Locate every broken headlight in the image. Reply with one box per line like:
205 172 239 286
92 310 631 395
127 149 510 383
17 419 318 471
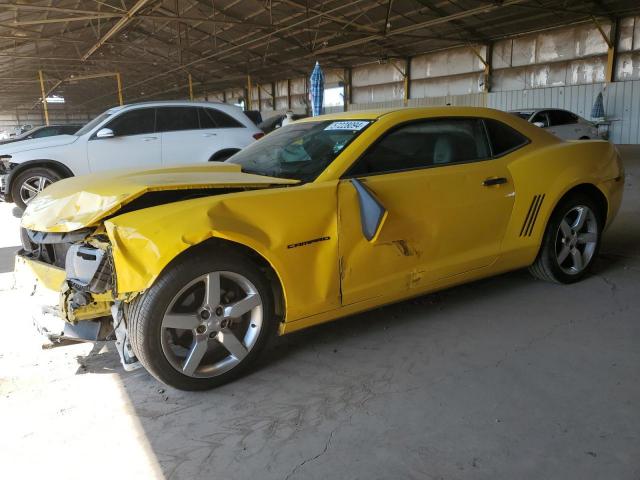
65 243 113 294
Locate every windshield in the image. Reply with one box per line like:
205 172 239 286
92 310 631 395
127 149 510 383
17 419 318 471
75 112 112 136
227 119 372 182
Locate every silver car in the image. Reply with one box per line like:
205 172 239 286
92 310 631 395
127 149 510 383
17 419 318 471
510 109 601 140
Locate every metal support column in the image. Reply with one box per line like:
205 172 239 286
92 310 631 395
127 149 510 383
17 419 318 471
344 67 352 112
304 77 309 115
469 44 490 93
287 79 291 110
271 82 276 110
403 58 411 106
246 75 252 110
38 70 49 126
593 17 618 83
116 72 124 105
188 73 194 100
484 44 493 95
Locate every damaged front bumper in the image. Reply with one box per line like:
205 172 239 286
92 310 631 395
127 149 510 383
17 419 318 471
16 234 141 371
0 157 14 202
14 255 111 341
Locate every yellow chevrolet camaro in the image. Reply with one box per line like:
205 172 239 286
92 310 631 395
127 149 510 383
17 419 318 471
18 107 624 390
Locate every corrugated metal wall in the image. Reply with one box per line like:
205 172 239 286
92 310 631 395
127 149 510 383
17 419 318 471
229 17 640 144
0 107 97 135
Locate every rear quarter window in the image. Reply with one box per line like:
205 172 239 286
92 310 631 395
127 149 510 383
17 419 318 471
484 119 529 156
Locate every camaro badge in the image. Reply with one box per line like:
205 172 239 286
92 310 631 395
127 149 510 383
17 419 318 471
287 236 331 249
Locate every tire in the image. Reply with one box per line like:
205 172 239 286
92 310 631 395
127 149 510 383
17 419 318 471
127 247 276 390
10 166 61 210
529 193 603 284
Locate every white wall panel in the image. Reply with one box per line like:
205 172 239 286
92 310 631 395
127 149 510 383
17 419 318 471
617 51 640 81
411 46 485 79
234 17 640 144
409 93 486 107
410 73 484 98
289 77 306 95
323 68 344 87
352 82 404 103
351 61 404 87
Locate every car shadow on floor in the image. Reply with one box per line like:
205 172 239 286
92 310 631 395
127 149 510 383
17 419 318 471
75 267 535 383
66 249 639 479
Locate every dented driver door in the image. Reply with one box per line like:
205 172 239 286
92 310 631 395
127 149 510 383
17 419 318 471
337 159 515 306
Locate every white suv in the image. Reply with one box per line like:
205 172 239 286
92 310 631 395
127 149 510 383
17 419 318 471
0 101 263 209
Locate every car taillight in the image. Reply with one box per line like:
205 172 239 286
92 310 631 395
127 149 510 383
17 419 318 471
253 132 265 140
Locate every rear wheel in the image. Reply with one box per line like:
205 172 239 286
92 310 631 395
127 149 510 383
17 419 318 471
529 194 602 283
11 166 61 210
127 249 275 390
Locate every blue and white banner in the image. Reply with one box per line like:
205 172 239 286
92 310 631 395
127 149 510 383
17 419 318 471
310 61 325 117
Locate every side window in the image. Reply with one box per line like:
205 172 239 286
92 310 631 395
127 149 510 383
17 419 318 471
531 111 549 127
106 108 156 136
61 126 79 135
548 110 578 126
32 128 57 138
156 107 199 132
349 118 491 176
200 108 244 128
484 119 529 156
198 108 217 129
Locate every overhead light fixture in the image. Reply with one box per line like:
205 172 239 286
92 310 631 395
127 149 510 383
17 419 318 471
45 96 65 104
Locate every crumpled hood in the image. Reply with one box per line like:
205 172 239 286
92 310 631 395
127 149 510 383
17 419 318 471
0 134 78 155
21 162 299 233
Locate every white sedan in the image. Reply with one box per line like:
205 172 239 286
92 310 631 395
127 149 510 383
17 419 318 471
0 100 263 209
510 109 601 141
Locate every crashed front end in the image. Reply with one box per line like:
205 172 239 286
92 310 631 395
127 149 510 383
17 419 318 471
0 155 15 201
15 163 300 372
18 226 140 369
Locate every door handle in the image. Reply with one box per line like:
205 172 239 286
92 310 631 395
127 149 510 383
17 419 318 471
483 177 508 186
202 133 217 137
143 136 158 141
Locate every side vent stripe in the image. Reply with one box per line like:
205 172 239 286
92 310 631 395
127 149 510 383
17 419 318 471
526 194 545 236
520 194 545 237
520 195 539 237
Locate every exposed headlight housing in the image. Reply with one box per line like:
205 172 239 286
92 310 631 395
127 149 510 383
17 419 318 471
0 156 13 174
65 244 113 294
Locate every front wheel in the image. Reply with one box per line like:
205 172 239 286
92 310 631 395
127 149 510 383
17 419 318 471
10 166 61 210
127 248 275 390
529 194 602 283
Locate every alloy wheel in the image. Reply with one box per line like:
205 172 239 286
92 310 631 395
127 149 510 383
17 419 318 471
160 271 263 378
554 205 598 275
19 175 52 204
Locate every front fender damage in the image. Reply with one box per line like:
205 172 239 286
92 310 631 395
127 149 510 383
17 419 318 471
103 196 285 297
103 182 341 325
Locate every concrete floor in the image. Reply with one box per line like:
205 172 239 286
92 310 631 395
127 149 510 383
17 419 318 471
1 148 639 480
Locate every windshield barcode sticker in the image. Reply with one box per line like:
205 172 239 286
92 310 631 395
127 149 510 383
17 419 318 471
324 121 370 131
